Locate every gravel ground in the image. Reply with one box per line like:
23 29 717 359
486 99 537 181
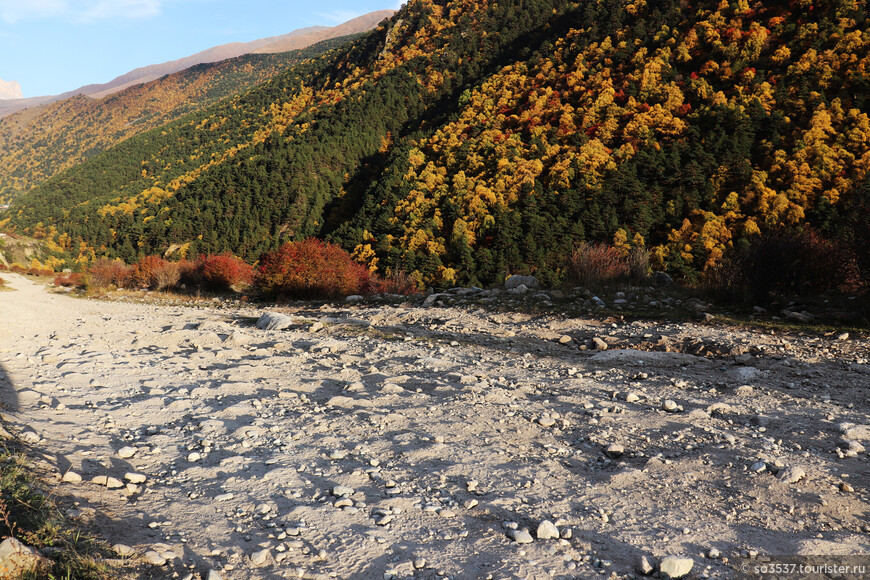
1 273 869 579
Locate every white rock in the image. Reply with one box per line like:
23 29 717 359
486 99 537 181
659 556 693 579
536 520 559 540
0 537 51 577
250 548 271 566
256 312 294 331
779 466 806 484
125 472 147 484
117 446 137 459
507 529 534 544
61 471 82 484
332 485 354 497
144 550 167 566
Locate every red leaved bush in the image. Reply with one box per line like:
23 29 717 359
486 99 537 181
88 258 133 288
256 239 378 299
130 255 180 291
53 272 86 288
566 243 630 287
195 253 253 291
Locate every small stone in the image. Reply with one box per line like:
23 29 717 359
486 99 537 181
838 332 850 341
334 498 353 508
144 550 167 566
507 529 534 544
779 466 806 484
206 570 224 580
310 321 325 333
463 499 479 509
592 337 608 351
558 335 573 345
413 557 426 570
659 556 693 579
124 472 147 484
662 400 679 413
707 548 721 559
187 452 202 462
625 392 641 403
536 417 557 428
636 555 656 575
840 482 855 493
605 443 625 459
250 548 271 566
438 509 456 518
215 493 234 502
536 520 559 540
317 549 328 560
329 450 347 460
117 446 137 459
750 461 766 473
434 436 445 444
113 544 135 557
332 485 354 497
62 471 82 484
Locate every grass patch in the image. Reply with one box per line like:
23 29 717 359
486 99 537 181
0 437 119 579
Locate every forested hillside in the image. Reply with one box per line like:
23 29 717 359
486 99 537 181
4 0 869 288
0 35 357 203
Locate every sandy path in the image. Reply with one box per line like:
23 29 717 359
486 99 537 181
1 273 869 579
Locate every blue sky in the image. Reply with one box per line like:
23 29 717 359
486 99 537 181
0 0 399 97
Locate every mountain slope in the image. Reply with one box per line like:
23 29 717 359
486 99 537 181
4 0 869 286
0 10 395 118
0 35 363 203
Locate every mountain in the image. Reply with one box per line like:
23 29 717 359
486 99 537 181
0 35 359 203
0 79 22 101
0 10 395 117
4 0 869 288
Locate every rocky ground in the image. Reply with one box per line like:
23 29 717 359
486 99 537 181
0 273 869 579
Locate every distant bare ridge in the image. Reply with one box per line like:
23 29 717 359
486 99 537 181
0 10 395 117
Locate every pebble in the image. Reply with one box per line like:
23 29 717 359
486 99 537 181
125 472 147 484
537 417 557 428
117 446 137 459
558 335 573 345
750 461 766 473
61 471 82 484
707 548 721 559
332 485 354 497
662 400 679 413
188 452 202 462
250 548 271 566
414 557 426 569
92 475 124 489
206 570 223 580
438 509 456 518
625 392 641 403
143 550 167 566
507 529 534 544
605 443 625 459
592 337 608 351
464 499 479 509
536 520 559 540
215 493 235 502
779 466 806 484
112 544 135 557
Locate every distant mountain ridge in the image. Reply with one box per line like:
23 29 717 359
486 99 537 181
0 10 394 117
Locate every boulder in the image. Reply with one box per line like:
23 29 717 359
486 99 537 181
256 312 295 331
659 556 693 579
0 537 51 579
504 275 540 290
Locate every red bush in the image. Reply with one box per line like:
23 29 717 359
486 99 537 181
88 259 133 289
195 253 253 291
130 256 180 291
255 239 377 299
53 272 86 288
380 270 420 295
567 243 630 287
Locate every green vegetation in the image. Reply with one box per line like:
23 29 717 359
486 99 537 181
0 35 359 204
3 0 868 294
0 439 117 578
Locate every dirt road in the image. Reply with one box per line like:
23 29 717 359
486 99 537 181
1 273 869 579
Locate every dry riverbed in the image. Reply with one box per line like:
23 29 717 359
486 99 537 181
0 273 869 579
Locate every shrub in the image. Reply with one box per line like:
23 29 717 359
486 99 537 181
195 253 253 291
566 243 629 287
130 256 180 291
88 259 133 289
625 247 651 284
255 238 378 299
380 270 420 295
53 272 86 288
705 228 864 304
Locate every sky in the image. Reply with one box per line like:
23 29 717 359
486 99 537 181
0 0 400 98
